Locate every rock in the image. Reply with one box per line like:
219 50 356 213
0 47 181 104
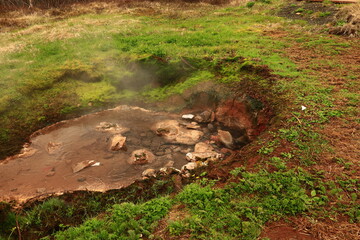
181 162 197 171
154 120 180 138
109 134 127 151
186 152 222 162
96 122 129 134
18 147 37 158
142 169 157 178
175 130 203 145
47 142 62 154
140 132 147 137
164 160 175 167
182 172 191 178
207 123 214 131
194 142 214 153
159 167 180 175
154 120 203 145
91 162 101 167
72 160 96 173
182 114 195 120
218 130 233 148
165 148 172 154
36 188 46 194
128 149 155 165
181 161 208 171
194 115 203 123
185 122 200 129
194 110 213 123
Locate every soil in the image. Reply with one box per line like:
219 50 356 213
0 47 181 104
260 219 317 240
277 1 339 25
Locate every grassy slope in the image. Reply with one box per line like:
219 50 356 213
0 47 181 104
0 1 359 239
0 3 295 158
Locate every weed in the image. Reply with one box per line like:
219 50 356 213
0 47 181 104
258 140 278 155
246 2 255 8
318 11 331 17
54 196 172 239
294 8 305 13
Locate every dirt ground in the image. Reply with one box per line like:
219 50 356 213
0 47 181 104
277 1 340 25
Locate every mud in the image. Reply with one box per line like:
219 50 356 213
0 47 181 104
0 98 267 203
0 105 190 203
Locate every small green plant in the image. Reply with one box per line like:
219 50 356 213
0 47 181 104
269 157 287 170
318 11 331 17
294 8 305 13
168 220 187 236
258 140 278 155
335 20 346 26
246 1 256 8
258 0 271 3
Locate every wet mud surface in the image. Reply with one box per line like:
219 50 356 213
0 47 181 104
0 93 269 203
0 106 192 202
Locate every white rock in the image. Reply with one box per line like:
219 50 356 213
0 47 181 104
72 160 95 173
182 114 195 120
186 152 222 162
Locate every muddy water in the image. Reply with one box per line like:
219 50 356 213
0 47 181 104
0 106 194 203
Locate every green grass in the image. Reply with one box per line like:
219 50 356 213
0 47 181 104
53 197 172 240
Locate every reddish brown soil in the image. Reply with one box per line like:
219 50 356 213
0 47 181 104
260 219 317 240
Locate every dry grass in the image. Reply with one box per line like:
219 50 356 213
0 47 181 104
330 3 360 37
294 217 360 240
